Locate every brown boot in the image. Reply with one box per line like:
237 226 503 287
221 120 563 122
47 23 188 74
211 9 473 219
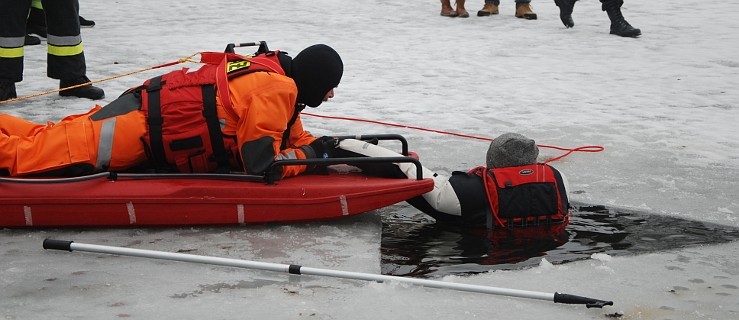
515 3 538 20
456 0 469 18
477 2 499 16
440 0 458 17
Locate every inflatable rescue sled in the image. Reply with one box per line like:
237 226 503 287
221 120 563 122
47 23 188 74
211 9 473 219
0 136 432 228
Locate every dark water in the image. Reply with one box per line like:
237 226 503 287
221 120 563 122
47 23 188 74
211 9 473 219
381 202 739 278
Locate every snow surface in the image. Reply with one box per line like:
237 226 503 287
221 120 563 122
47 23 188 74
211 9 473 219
2 0 739 319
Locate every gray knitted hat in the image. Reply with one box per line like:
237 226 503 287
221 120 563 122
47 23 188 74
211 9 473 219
486 133 539 168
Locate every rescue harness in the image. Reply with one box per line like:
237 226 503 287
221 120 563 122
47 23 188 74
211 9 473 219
138 51 288 173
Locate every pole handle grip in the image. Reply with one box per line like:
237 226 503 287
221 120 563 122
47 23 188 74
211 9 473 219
43 239 74 251
554 292 613 308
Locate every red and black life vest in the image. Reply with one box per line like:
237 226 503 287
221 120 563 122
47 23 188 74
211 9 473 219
470 163 569 229
139 51 285 173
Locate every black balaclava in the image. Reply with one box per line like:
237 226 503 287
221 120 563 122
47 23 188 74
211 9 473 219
291 44 343 108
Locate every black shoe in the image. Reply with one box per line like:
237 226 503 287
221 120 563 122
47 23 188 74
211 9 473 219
610 22 641 37
1 80 18 102
604 1 641 37
27 24 47 38
79 16 96 28
59 76 105 100
24 35 41 46
554 0 577 28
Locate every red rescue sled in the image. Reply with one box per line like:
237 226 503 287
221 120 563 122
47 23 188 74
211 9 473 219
0 153 432 228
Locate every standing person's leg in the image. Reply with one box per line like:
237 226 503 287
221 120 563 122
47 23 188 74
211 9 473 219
441 0 459 17
26 0 47 38
0 0 32 101
477 0 499 16
456 0 469 17
554 0 577 28
24 0 45 45
41 0 104 99
41 0 84 82
601 0 641 37
515 0 537 20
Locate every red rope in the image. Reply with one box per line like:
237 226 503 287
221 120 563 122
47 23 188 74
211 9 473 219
302 112 604 162
538 145 604 163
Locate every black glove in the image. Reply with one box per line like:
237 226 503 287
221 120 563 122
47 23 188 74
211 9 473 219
307 136 339 159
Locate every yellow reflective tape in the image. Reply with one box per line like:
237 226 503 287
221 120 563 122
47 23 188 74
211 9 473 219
226 60 251 73
47 43 84 57
0 47 24 58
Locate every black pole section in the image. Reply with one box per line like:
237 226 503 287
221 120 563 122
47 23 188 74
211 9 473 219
288 264 302 275
42 239 74 251
554 292 613 308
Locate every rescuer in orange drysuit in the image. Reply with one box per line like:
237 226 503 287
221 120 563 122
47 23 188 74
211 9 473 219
0 44 344 179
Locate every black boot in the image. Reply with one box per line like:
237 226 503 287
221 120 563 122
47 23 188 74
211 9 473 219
25 35 41 46
603 0 641 37
59 76 105 100
79 16 96 28
1 80 18 102
554 0 577 28
26 7 47 38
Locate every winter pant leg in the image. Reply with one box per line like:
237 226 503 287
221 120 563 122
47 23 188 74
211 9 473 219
0 0 32 83
600 0 624 11
0 111 95 176
41 0 86 80
0 114 47 137
0 105 148 176
515 0 531 4
93 108 149 172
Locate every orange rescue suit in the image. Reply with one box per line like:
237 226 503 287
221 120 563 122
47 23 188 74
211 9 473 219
0 52 316 178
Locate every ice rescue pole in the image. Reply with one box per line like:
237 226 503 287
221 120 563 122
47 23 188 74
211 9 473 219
43 239 613 308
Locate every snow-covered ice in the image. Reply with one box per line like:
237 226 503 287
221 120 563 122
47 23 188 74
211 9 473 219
2 0 738 319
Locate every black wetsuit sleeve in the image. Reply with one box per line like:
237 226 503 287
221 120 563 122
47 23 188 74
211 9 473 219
407 171 490 226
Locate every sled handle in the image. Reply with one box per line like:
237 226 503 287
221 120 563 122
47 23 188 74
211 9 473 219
334 134 409 156
224 41 269 54
266 156 424 185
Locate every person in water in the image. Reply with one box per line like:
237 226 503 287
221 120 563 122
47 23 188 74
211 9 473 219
337 133 571 231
